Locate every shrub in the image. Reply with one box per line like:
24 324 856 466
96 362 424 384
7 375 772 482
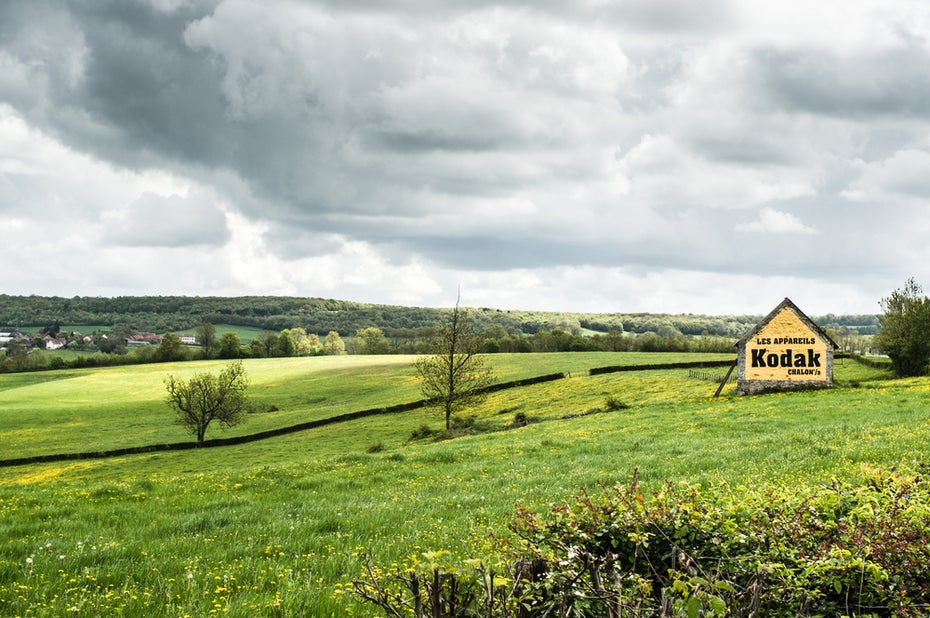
450 414 477 430
409 424 436 441
604 394 630 411
248 403 279 414
352 466 930 617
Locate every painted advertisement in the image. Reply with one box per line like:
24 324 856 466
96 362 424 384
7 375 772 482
743 307 829 382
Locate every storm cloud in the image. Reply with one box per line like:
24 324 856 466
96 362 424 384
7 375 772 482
2 0 930 314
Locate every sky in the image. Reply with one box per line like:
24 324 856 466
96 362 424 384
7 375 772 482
2 0 930 316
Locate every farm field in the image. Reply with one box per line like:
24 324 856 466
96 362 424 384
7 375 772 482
212 324 267 344
0 352 732 460
0 352 922 616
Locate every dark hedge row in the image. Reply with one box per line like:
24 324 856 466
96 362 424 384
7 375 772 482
589 359 736 375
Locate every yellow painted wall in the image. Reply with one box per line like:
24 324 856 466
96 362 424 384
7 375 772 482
744 308 829 381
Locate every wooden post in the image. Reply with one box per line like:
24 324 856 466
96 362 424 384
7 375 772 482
713 362 737 398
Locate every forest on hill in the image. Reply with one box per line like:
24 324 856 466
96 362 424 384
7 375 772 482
0 294 878 340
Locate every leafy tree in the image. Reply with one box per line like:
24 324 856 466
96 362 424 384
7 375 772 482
289 327 322 355
305 332 323 355
356 327 390 354
196 322 217 358
218 332 242 359
875 278 930 376
482 338 501 353
261 332 280 357
110 322 135 343
600 329 628 352
4 338 29 371
277 329 296 357
415 297 494 430
247 338 267 358
324 330 345 355
164 361 251 446
155 332 187 362
97 333 126 354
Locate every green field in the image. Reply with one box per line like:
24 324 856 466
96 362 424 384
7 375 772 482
1 352 921 616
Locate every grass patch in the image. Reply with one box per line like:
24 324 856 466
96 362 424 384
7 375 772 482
0 354 919 616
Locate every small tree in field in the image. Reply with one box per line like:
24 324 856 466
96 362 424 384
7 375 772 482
324 330 345 355
218 331 242 359
156 332 187 362
355 327 390 354
164 361 251 446
415 296 494 431
196 322 217 358
875 277 930 377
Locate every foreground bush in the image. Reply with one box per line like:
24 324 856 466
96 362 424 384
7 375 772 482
351 465 930 617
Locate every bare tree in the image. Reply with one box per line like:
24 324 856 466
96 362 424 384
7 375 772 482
164 361 251 446
415 295 494 430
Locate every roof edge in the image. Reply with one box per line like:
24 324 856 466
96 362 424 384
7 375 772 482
736 297 838 350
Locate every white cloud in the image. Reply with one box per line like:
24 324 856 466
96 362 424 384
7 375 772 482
617 134 816 209
842 149 930 202
457 265 871 315
736 207 818 234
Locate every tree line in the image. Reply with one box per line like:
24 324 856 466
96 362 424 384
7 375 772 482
0 322 736 374
0 293 878 340
0 293 886 374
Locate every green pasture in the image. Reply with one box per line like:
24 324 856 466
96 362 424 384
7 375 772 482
211 324 267 344
161 324 271 343
0 352 733 460
2 352 923 616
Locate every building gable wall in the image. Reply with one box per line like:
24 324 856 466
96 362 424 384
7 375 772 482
736 298 836 395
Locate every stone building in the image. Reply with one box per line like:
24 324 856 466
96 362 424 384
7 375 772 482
736 298 838 396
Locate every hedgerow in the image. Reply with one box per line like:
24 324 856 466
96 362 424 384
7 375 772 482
351 465 930 616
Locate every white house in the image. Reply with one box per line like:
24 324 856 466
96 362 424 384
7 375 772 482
44 336 67 350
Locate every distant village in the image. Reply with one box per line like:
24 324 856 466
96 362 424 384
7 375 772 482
0 329 196 353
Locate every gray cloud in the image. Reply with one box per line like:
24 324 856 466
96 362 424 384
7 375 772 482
104 192 230 248
753 44 930 118
2 0 930 313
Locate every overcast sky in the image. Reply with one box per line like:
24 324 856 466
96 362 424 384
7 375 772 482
2 0 929 315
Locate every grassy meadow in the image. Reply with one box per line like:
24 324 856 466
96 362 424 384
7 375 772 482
2 352 926 616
